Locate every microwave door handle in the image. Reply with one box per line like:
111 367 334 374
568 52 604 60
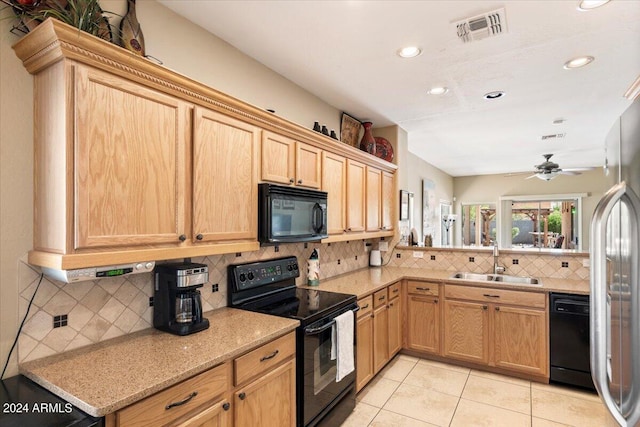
312 203 324 234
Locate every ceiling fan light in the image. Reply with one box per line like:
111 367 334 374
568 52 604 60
536 171 558 181
577 0 611 11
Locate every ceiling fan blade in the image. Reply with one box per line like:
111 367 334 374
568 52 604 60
525 174 538 180
503 171 531 177
558 170 581 176
562 167 595 172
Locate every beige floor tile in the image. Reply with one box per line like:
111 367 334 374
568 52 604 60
531 381 601 403
358 376 401 408
341 402 379 427
416 358 470 375
532 386 607 427
380 357 418 382
403 362 469 397
370 409 439 426
451 398 531 427
462 374 531 414
470 368 532 387
383 383 459 427
396 354 421 363
532 417 573 427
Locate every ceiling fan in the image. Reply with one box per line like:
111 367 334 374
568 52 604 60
525 154 591 181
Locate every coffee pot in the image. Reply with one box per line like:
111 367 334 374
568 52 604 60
154 262 210 335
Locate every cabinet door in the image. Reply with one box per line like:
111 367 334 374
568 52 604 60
365 167 382 232
234 358 296 427
356 312 374 392
193 107 260 242
388 295 402 357
407 295 440 354
295 142 321 189
372 304 389 373
345 159 366 232
74 65 188 249
173 399 230 427
381 171 395 231
322 152 346 235
261 131 295 185
443 299 489 364
493 306 548 376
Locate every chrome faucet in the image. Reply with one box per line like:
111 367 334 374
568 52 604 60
493 244 506 275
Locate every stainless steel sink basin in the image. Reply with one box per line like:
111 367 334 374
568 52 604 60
493 275 540 285
450 272 541 286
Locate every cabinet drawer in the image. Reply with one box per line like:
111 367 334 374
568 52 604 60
388 282 401 300
445 284 546 309
407 281 439 296
234 332 295 386
357 295 373 318
116 363 228 427
373 289 387 309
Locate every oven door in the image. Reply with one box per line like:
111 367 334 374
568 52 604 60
302 305 356 427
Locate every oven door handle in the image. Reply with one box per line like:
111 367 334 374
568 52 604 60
303 305 359 335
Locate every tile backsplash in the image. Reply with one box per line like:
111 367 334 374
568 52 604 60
17 240 371 363
17 241 588 363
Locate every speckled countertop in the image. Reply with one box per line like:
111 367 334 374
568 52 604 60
302 267 590 298
19 308 299 417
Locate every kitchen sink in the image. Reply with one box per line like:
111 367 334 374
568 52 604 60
450 272 541 286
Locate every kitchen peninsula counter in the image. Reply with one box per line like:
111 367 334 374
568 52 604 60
302 266 590 298
19 308 299 417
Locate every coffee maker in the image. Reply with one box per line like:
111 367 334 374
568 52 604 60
154 262 210 335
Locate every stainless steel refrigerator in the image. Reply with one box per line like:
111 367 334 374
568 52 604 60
590 93 640 427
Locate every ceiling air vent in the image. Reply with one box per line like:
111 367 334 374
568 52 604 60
541 133 566 141
456 8 507 43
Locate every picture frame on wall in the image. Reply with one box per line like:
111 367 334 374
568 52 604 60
340 112 362 148
400 190 412 220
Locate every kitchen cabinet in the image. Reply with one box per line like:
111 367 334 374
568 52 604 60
366 167 382 232
372 288 389 373
443 284 548 377
381 170 395 232
387 282 402 356
261 131 321 189
322 152 347 235
346 159 366 232
193 106 260 243
355 295 374 392
173 400 230 427
406 281 441 355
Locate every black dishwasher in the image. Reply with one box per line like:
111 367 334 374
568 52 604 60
549 292 595 390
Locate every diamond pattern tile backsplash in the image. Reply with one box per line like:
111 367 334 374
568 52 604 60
17 242 588 363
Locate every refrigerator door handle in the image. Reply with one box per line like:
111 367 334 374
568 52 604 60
590 181 640 427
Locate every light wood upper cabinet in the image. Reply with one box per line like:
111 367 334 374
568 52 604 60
366 167 382 232
322 152 347 235
381 171 395 231
261 131 321 189
346 159 366 232
74 64 189 250
193 107 260 243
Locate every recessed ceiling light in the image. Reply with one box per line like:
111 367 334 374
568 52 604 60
483 91 505 100
428 86 448 95
577 0 611 11
552 118 566 124
564 56 595 69
397 46 422 58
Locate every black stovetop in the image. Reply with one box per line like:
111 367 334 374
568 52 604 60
253 287 356 322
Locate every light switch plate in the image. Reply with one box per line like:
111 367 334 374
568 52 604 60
582 258 590 267
379 241 389 251
413 251 423 258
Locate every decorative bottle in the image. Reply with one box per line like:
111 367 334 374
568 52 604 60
120 0 145 56
359 121 376 155
307 249 320 286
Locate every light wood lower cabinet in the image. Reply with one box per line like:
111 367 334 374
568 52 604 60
356 296 374 392
174 400 230 427
372 289 389 373
387 283 402 356
443 284 548 377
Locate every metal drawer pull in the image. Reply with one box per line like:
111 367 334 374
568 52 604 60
260 350 279 362
483 294 500 298
392 289 399 293
416 287 430 291
166 391 198 410
223 402 230 411
239 392 246 400
360 303 369 309
378 296 385 300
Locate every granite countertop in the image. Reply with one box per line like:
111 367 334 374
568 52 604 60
302 267 590 298
19 308 299 417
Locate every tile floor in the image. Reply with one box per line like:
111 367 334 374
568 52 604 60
343 355 606 427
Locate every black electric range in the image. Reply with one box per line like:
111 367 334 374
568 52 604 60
228 256 357 427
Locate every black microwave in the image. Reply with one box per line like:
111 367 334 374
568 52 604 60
258 184 328 244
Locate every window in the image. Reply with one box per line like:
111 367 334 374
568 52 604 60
461 204 496 246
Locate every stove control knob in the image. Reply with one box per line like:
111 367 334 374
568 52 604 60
239 273 246 282
287 265 293 271
248 272 255 280
135 263 143 270
293 263 298 270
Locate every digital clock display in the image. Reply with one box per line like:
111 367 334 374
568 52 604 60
96 267 133 278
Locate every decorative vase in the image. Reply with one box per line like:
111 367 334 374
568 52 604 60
359 121 376 155
120 0 145 56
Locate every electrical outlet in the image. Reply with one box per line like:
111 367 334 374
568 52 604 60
379 241 389 251
582 258 590 268
412 251 423 258
364 242 371 252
